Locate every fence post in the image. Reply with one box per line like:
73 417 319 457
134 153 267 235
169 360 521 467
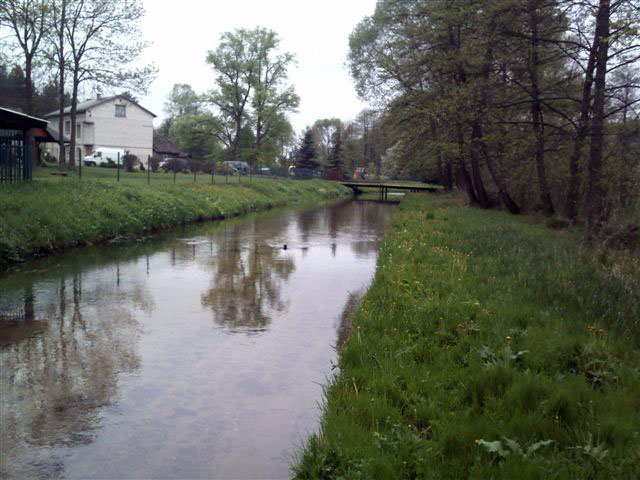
117 152 120 182
211 166 214 184
193 169 196 183
147 155 150 185
173 169 176 184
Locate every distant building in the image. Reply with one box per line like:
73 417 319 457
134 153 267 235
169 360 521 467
45 95 156 164
152 132 189 159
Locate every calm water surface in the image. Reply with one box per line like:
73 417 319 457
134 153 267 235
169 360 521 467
0 199 395 479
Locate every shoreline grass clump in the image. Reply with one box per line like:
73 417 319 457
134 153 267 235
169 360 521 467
294 194 640 479
0 177 350 268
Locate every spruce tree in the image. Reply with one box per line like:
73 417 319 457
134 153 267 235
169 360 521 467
327 128 343 173
295 129 318 170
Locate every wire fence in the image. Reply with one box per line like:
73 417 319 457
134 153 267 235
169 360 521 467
37 154 337 186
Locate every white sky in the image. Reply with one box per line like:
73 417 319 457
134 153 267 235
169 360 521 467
138 0 377 133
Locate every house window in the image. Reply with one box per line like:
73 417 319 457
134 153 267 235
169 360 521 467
115 105 126 117
76 123 82 139
64 120 70 133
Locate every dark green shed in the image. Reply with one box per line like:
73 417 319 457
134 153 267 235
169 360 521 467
1 107 48 183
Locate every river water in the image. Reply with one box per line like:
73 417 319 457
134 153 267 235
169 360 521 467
0 198 396 479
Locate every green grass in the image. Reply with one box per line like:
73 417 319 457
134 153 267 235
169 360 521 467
0 170 350 268
293 194 640 479
35 162 271 185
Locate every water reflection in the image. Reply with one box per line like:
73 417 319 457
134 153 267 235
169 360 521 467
0 198 395 479
1 270 146 479
199 214 296 332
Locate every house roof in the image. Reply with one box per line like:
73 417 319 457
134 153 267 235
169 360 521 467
153 132 189 158
32 125 70 143
0 106 48 129
44 95 157 118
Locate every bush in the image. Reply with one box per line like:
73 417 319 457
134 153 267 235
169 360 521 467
122 154 139 172
149 155 162 173
187 158 203 173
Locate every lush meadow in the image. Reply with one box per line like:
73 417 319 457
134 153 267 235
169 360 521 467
0 173 349 268
294 194 640 479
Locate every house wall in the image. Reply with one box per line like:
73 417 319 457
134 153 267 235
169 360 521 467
89 98 153 163
45 97 154 166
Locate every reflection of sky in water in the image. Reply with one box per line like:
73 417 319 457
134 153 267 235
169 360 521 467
0 199 395 479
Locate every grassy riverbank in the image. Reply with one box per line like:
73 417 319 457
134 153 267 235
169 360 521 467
0 177 350 268
294 194 640 479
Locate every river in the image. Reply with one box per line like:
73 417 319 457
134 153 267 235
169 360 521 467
0 198 396 479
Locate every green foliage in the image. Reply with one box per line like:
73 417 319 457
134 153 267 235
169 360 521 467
169 113 222 162
0 171 350 268
327 128 343 173
295 129 319 170
163 83 203 118
346 0 640 221
293 194 640 479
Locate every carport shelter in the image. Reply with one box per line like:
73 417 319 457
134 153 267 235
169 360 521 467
1 107 48 182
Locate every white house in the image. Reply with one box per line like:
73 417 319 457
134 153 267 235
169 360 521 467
45 95 156 165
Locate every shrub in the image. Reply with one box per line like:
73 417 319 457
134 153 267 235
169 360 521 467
149 155 162 173
122 154 139 172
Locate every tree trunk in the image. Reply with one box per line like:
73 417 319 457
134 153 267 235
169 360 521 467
474 123 521 214
254 115 262 169
57 0 66 166
69 76 79 167
457 124 479 205
229 118 241 161
587 0 610 235
470 124 490 208
25 54 34 116
529 1 554 216
444 157 453 191
565 35 598 222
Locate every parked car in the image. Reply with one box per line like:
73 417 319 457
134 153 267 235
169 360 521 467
160 157 188 172
83 147 126 166
223 160 249 174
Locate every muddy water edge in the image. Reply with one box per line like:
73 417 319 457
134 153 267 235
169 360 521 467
0 197 397 479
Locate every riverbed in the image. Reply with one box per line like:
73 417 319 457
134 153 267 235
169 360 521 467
0 198 395 479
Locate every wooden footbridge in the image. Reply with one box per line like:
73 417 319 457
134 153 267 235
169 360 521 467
340 182 439 200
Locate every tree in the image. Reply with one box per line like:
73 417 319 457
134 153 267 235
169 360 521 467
62 0 155 166
206 28 259 162
164 83 202 118
312 118 341 165
169 113 221 162
250 28 299 167
0 0 48 115
327 127 344 174
49 0 67 165
295 129 318 170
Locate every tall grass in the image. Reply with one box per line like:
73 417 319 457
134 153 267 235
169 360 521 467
0 176 349 268
293 194 640 479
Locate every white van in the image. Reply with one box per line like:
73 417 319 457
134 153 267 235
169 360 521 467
83 148 126 166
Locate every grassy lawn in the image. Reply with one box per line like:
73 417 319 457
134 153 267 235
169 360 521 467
294 194 640 479
34 163 270 185
1 168 350 268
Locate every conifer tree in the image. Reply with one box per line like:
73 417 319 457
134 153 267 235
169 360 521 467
327 128 343 173
295 129 319 170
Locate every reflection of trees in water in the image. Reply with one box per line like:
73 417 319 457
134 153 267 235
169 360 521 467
326 201 354 240
0 266 149 479
201 218 295 332
349 202 395 257
297 207 320 243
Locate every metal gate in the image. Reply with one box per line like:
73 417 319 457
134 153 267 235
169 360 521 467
0 129 32 183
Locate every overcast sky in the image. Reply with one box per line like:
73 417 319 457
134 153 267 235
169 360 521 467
139 0 377 133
